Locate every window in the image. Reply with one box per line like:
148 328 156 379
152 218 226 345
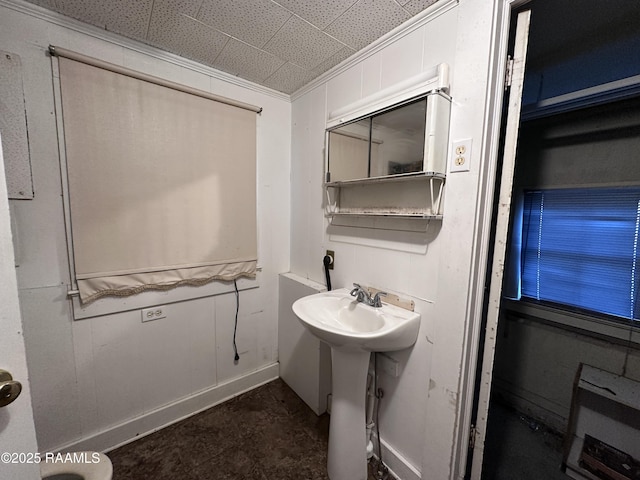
519 187 640 322
54 49 259 304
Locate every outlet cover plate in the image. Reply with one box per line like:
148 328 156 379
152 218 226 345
450 139 472 173
141 306 166 322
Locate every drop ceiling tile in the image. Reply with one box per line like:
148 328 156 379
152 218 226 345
310 46 356 77
263 62 315 94
197 0 291 48
55 0 153 40
324 0 412 51
213 39 286 84
274 0 358 30
25 0 57 8
403 0 440 16
148 12 229 66
263 15 345 70
149 0 202 18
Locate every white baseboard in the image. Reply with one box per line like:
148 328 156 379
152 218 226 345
54 363 279 454
374 435 422 480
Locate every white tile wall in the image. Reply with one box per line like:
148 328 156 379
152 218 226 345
422 6 458 78
361 52 382 98
380 26 424 89
326 65 362 117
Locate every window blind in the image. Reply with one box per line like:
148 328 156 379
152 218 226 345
521 187 640 320
57 56 257 304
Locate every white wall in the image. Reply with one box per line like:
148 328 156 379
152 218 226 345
290 1 501 478
0 2 290 453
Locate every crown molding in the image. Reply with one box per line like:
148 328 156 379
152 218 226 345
290 0 458 101
0 0 291 103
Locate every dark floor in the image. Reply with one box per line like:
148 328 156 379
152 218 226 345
482 401 569 480
108 379 383 480
108 379 570 480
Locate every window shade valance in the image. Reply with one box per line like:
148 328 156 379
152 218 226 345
56 54 258 304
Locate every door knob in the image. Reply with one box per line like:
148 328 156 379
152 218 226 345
0 370 22 408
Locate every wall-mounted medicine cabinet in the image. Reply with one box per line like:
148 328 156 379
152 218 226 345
326 91 450 182
324 67 451 221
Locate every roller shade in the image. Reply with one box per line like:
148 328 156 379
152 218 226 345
57 56 257 304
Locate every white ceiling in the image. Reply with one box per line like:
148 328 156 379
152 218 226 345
26 0 442 94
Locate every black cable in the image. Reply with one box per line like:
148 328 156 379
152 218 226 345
232 279 240 363
323 255 332 291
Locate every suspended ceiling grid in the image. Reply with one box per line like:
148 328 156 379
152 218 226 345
25 0 442 94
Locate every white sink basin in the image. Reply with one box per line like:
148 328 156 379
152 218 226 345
292 287 421 479
292 288 420 353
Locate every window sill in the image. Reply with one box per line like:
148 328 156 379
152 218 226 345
71 272 260 320
502 298 640 347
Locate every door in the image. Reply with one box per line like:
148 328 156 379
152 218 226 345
0 134 40 479
467 9 531 479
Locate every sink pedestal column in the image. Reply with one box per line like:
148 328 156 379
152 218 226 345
327 349 371 480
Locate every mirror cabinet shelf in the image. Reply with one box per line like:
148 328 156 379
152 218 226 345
324 86 451 222
325 173 445 220
324 171 445 187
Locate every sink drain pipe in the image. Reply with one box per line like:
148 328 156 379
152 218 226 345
370 354 389 478
366 371 376 459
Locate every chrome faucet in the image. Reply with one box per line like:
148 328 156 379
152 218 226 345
350 283 387 308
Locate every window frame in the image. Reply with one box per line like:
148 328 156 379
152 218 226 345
505 185 640 346
50 49 261 318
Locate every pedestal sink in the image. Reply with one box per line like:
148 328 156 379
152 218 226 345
292 288 420 480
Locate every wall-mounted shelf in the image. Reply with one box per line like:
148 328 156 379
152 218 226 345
325 172 445 220
325 171 445 187
323 65 451 226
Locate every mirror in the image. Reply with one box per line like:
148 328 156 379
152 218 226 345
326 117 371 182
326 91 450 183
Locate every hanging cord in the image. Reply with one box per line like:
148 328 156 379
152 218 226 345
232 279 240 363
373 354 389 479
323 254 333 291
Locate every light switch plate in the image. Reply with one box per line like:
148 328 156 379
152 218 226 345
450 139 472 173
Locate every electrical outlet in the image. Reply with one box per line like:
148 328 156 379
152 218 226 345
141 306 167 322
450 139 472 173
325 250 335 270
